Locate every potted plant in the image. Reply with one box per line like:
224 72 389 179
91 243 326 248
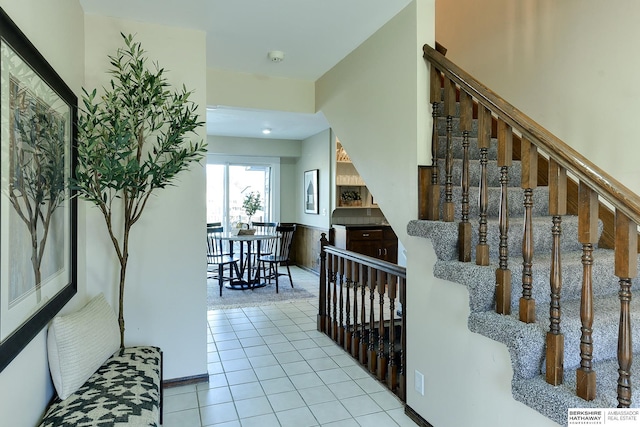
341 189 362 206
72 33 206 347
242 191 262 226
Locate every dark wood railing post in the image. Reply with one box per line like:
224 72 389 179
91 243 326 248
359 264 369 365
428 65 441 220
443 76 456 222
318 233 328 332
546 159 567 386
338 257 345 346
348 260 359 356
398 276 407 401
495 119 512 314
476 105 491 266
615 210 637 408
387 274 398 392
576 182 598 400
376 269 387 382
368 267 377 374
519 137 538 323
458 90 473 262
331 254 338 341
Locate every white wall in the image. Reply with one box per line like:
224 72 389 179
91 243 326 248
83 15 208 380
296 129 332 228
436 0 640 196
0 1 86 426
315 1 433 243
207 68 315 113
404 238 558 427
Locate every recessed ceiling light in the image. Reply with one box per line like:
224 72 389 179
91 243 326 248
262 128 272 135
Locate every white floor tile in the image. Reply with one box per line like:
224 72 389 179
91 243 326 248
239 413 280 427
229 382 264 400
200 401 239 426
275 406 319 427
341 395 383 418
308 400 351 424
234 396 273 419
161 408 201 427
266 390 306 412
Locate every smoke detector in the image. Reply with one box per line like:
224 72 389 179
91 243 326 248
268 50 285 62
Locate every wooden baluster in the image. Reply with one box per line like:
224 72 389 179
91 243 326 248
495 119 512 314
344 259 352 352
458 90 473 261
398 276 407 401
576 182 598 400
368 267 377 374
331 254 338 342
359 265 369 365
615 211 637 408
338 257 345 346
318 234 328 332
326 248 333 334
476 105 491 266
519 138 538 323
546 159 566 385
387 274 398 391
377 270 387 381
351 262 361 358
428 65 441 220
443 76 456 222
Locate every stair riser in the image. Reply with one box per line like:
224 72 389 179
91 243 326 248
437 158 523 188
437 135 498 160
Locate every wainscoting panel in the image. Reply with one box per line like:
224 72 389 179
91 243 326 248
290 224 328 274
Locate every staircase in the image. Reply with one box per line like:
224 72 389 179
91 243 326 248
409 45 640 426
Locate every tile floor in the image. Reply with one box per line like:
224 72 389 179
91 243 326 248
162 299 416 426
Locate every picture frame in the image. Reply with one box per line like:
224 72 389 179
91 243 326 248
304 169 319 214
0 8 77 371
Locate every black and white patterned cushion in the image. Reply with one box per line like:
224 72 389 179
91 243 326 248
40 346 161 427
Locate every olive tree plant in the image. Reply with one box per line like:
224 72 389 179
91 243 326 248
72 34 206 347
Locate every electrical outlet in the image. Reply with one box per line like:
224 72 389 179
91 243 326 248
414 370 424 396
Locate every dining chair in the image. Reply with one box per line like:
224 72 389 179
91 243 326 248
258 224 296 293
207 225 242 296
248 221 278 275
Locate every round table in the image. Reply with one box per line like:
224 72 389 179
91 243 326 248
219 233 278 289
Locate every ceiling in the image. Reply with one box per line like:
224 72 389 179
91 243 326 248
79 0 412 140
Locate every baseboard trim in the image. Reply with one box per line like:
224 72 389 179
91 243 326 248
163 373 209 388
405 405 434 427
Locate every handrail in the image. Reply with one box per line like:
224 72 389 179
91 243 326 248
423 44 640 226
324 245 406 278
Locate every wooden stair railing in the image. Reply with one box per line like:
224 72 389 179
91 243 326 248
318 233 407 401
423 43 640 407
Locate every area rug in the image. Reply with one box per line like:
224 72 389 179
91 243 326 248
208 266 319 310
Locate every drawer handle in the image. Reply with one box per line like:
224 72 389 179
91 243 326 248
362 233 369 237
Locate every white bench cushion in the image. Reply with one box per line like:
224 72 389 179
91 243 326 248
47 293 120 400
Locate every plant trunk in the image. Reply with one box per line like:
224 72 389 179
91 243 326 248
118 252 128 349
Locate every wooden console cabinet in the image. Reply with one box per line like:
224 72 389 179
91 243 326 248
332 225 398 263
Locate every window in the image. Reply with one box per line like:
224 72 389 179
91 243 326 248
206 157 279 229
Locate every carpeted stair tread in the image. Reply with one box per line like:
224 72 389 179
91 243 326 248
469 293 640 381
437 116 478 137
441 185 551 218
408 216 588 263
513 354 640 426
433 249 636 314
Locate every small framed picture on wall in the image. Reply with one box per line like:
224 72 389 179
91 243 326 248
304 169 319 214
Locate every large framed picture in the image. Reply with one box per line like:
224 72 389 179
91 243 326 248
0 8 77 371
304 169 319 214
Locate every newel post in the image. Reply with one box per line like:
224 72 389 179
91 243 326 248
318 233 328 332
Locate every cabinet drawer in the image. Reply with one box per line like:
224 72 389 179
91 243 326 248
349 229 382 241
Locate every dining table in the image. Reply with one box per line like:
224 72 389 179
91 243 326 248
218 233 278 289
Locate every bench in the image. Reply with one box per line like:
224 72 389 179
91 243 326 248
38 294 162 426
